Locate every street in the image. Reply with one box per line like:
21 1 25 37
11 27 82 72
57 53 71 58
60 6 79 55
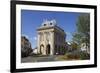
21 55 58 63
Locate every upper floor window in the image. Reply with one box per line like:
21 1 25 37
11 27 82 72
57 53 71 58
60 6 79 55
50 23 52 25
44 24 46 26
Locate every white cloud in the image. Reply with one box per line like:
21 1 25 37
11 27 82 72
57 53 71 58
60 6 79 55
65 31 73 42
65 32 71 36
33 36 37 40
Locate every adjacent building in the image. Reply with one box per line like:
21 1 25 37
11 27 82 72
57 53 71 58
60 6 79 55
21 36 32 57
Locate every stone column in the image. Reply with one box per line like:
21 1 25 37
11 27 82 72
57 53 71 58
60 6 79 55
43 32 46 55
37 33 40 54
44 32 47 55
50 31 54 55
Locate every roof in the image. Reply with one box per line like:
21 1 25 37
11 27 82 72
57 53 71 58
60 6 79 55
37 19 65 34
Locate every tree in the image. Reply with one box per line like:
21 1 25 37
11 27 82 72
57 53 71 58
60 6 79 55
71 42 78 50
72 14 90 49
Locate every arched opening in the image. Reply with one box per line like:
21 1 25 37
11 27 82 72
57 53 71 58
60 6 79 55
46 44 50 55
40 44 44 54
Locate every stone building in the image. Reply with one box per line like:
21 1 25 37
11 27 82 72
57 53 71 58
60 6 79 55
21 36 32 57
37 20 66 55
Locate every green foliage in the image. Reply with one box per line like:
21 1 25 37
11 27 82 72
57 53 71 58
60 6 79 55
77 14 90 35
72 33 82 44
71 42 78 50
79 52 90 60
67 54 79 60
72 14 90 48
56 51 90 61
56 54 80 61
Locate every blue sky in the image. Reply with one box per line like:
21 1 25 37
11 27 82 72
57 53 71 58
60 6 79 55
21 10 81 49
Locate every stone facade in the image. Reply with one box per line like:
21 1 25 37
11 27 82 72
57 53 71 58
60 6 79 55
21 36 32 57
37 20 66 55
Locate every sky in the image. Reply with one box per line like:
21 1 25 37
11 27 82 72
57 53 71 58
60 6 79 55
21 10 81 49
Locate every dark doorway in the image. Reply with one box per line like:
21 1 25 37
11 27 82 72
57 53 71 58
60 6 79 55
46 44 50 55
40 44 44 54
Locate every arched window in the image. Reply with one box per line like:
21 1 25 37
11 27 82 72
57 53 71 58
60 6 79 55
44 24 46 26
40 44 44 54
50 23 52 25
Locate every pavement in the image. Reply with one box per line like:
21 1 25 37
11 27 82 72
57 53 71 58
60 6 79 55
21 55 58 63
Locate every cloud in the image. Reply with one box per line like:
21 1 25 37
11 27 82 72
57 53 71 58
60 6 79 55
33 36 37 40
65 32 71 36
65 32 73 42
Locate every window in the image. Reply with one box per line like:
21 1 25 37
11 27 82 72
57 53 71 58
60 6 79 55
44 24 46 26
50 23 52 25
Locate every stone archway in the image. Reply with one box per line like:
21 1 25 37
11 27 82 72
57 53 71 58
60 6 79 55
46 44 50 55
40 44 44 54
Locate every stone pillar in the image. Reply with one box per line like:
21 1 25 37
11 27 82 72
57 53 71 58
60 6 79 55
37 33 40 54
43 32 46 55
50 31 54 55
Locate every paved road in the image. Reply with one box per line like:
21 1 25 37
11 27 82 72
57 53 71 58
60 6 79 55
21 55 58 63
